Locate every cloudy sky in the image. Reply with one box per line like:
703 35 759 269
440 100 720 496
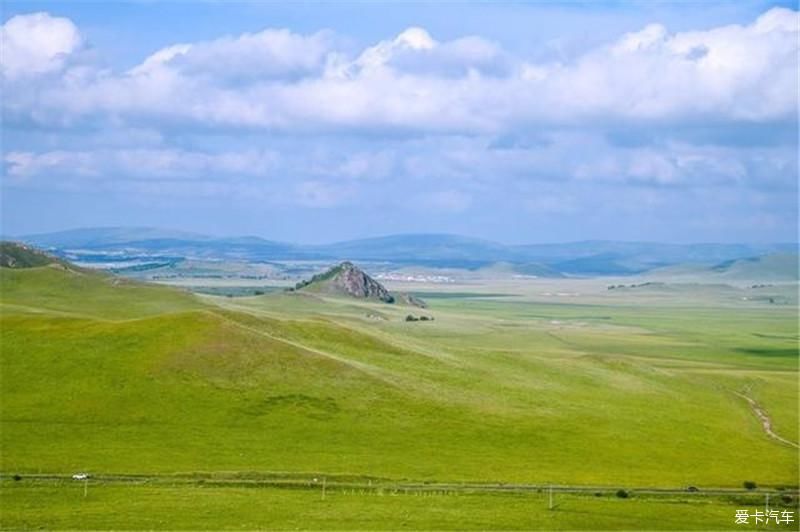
1 1 797 244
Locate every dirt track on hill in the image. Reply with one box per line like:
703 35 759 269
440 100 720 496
735 391 799 449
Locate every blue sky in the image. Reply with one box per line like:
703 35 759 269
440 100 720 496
1 1 797 244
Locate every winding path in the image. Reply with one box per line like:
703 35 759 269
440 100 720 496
734 391 799 449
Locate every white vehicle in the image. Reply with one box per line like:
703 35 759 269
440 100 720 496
72 473 90 480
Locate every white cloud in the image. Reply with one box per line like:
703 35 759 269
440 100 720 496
130 44 193 76
613 24 668 54
1 7 797 217
5 131 794 194
295 180 353 207
345 27 505 79
420 190 473 212
4 148 278 180
536 8 799 123
754 6 800 33
626 152 679 184
334 151 396 180
3 8 797 133
131 29 334 81
353 27 437 73
1 12 83 79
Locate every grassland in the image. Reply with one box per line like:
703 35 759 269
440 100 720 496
1 264 797 529
6 478 797 530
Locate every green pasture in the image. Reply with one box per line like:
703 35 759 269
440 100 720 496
1 265 797 528
3 480 798 530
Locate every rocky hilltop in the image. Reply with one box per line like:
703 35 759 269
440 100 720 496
295 261 395 303
294 261 425 307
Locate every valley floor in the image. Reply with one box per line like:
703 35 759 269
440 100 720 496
3 478 798 530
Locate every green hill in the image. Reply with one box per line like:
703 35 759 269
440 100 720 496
1 262 796 480
711 253 798 281
1 263 203 320
0 241 67 269
649 253 799 282
1 258 798 528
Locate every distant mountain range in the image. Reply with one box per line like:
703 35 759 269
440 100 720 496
12 227 798 277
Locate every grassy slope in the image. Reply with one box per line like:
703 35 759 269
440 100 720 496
713 253 798 281
1 267 798 528
0 265 203 319
0 242 62 268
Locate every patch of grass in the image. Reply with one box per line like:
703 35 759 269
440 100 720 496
734 348 799 358
189 285 283 297
0 266 203 319
410 291 515 299
2 482 786 531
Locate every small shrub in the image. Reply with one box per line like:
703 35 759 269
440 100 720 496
780 494 794 504
743 481 757 490
405 315 418 322
254 290 265 296
12 474 21 481
419 316 430 321
616 489 629 499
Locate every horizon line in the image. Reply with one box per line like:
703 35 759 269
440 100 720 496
5 225 799 248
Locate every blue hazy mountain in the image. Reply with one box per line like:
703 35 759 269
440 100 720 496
311 234 512 268
20 227 305 261
20 227 211 248
16 227 797 276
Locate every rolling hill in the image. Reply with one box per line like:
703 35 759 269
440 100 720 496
313 234 511 266
710 253 799 281
18 227 212 248
19 227 304 262
15 227 797 275
0 246 796 482
1 244 798 528
0 241 69 269
648 253 799 282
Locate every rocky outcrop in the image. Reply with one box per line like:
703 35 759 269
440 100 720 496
294 261 430 308
396 292 427 308
295 261 395 303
